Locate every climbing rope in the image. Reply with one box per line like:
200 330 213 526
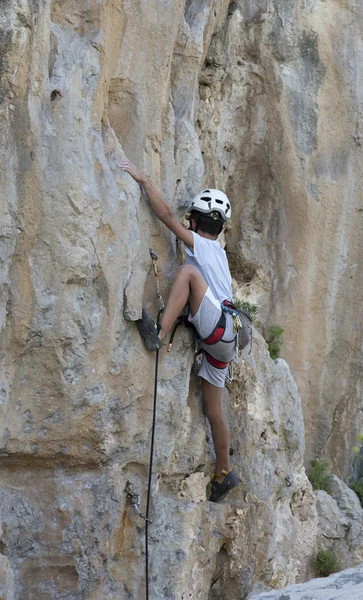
145 249 164 599
125 249 179 598
145 336 159 599
125 249 164 598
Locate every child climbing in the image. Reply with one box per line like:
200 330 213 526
119 159 240 502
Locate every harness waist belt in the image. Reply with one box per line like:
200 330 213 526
205 351 229 370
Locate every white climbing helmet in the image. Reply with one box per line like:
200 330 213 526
188 188 231 221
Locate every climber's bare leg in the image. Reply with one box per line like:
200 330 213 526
201 379 229 479
159 265 207 339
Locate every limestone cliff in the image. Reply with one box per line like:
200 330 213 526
251 564 363 600
195 0 363 478
0 1 362 599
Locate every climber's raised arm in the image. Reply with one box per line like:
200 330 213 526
119 159 193 250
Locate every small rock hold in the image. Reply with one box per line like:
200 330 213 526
178 473 210 503
91 40 103 53
50 89 62 102
37 427 49 438
64 13 76 24
0 383 7 407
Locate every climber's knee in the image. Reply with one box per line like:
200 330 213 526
174 265 207 316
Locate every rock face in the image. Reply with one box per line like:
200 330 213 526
0 0 362 598
196 0 363 479
0 554 15 600
0 320 318 598
315 475 363 569
249 564 363 600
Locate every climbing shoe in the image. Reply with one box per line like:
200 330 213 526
136 309 164 352
209 470 240 503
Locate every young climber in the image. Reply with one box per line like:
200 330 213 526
119 159 240 502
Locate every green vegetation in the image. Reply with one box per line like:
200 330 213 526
266 325 284 360
352 434 363 472
349 479 363 507
352 433 363 454
307 459 333 494
349 434 363 507
233 298 257 321
315 549 339 577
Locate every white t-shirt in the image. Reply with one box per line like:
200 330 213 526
185 231 232 303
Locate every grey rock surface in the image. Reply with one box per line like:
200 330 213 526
0 554 15 600
331 475 363 519
315 477 363 569
249 564 363 600
197 0 363 479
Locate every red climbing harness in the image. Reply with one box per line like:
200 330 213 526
204 351 229 370
202 311 226 345
201 300 236 369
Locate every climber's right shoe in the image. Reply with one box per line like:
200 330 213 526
209 470 240 503
136 309 164 352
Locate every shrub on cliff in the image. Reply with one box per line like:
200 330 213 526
349 434 363 507
266 325 284 360
315 549 339 577
233 298 257 321
349 479 363 507
307 459 333 494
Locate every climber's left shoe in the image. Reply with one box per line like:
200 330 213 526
209 470 240 503
136 309 164 351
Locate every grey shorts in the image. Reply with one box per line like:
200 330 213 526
188 287 236 388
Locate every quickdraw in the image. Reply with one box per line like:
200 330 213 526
125 481 152 523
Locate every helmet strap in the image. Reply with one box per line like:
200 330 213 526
189 213 200 234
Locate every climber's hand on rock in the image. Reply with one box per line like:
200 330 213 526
118 159 146 184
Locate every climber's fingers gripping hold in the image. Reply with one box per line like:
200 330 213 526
118 159 146 184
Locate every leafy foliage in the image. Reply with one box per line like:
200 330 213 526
315 550 339 577
307 459 333 494
349 479 363 507
352 434 363 457
233 298 257 321
266 325 284 360
350 434 363 504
